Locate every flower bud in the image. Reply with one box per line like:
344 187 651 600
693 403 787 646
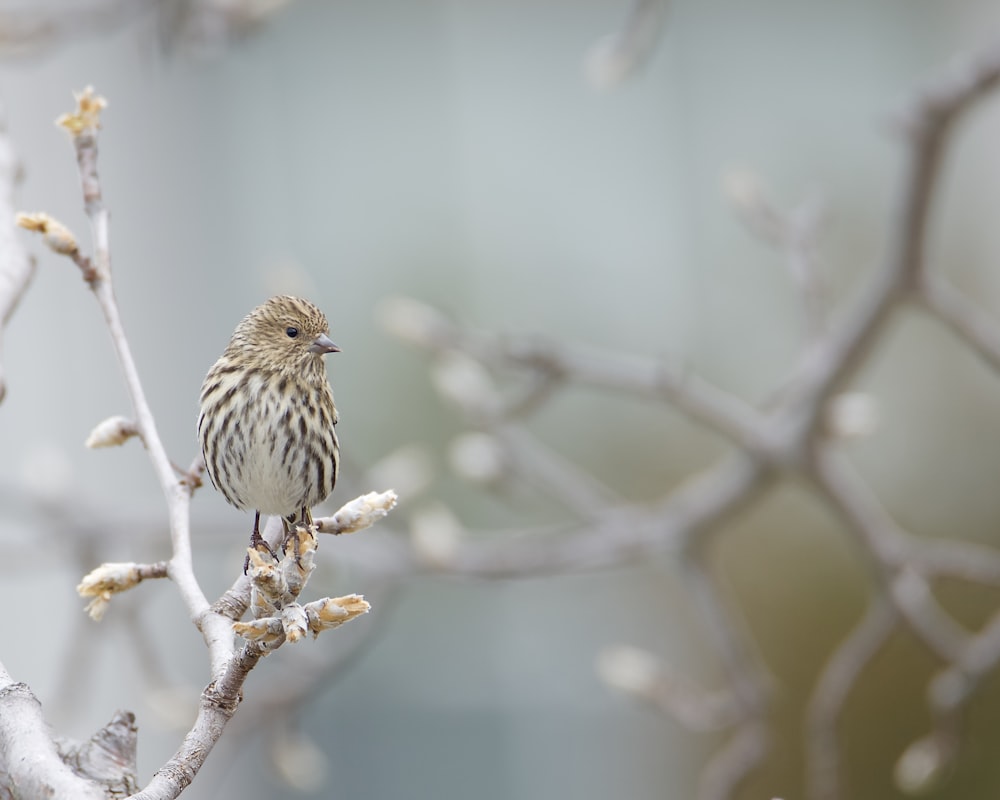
56 85 107 136
271 727 328 792
77 562 142 620
826 392 879 440
317 490 398 535
449 432 507 484
597 645 662 698
304 594 371 635
894 734 951 795
410 502 463 567
367 445 433 500
431 351 497 412
375 295 452 348
85 415 138 448
281 603 309 644
15 212 79 256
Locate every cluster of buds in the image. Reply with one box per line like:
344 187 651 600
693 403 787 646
55 85 106 136
233 525 369 649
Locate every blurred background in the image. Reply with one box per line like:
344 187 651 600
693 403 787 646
3 1 1000 798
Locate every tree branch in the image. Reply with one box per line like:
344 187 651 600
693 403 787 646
0 97 35 404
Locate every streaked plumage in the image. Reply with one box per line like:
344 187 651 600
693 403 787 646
198 296 340 563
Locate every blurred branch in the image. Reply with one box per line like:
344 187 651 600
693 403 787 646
585 0 669 90
917 270 1000 371
374 36 1000 800
378 296 766 449
0 2 145 58
772 41 1000 455
0 98 34 404
683 554 772 800
0 0 296 58
408 453 769 578
805 596 899 800
725 172 830 344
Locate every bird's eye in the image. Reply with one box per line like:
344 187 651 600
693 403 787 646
286 327 299 339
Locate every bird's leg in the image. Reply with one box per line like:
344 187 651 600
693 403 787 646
244 511 278 573
296 507 314 561
280 507 312 563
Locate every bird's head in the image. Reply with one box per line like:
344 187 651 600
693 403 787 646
229 295 340 374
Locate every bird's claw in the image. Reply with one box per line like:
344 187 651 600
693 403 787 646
280 525 306 568
244 529 279 574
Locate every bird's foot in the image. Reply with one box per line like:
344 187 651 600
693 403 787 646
281 526 306 567
244 528 279 574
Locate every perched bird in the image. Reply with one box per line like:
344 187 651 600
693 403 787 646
198 296 341 568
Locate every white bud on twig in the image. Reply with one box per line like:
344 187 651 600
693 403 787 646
367 445 434 500
77 561 158 621
431 350 498 412
410 502 464 567
281 603 309 644
722 169 766 214
20 443 74 503
246 548 285 617
272 727 329 792
233 615 284 647
375 295 452 348
825 392 879 440
894 734 951 796
303 594 371 635
597 645 662 697
448 432 507 484
584 0 668 91
316 490 398 535
281 525 318 600
15 212 79 256
85 415 139 448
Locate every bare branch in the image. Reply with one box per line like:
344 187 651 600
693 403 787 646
0 98 35 404
683 554 772 800
406 453 770 578
56 710 139 796
129 643 266 800
698 721 771 800
812 450 970 662
805 596 898 800
774 42 1000 449
0 679 111 800
55 89 236 676
917 270 1000 372
585 0 669 90
378 295 766 450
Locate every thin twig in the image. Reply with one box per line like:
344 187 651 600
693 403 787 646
805 595 898 800
811 449 970 662
774 42 1000 453
66 119 234 675
0 97 35 404
917 270 1000 373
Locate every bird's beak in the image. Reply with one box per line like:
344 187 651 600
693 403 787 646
309 333 342 354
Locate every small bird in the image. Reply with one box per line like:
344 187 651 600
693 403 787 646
198 296 341 568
